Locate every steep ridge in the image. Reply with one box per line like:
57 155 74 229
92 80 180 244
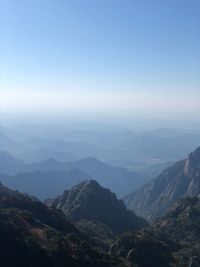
49 180 148 235
124 146 200 222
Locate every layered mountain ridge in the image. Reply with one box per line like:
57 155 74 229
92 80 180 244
0 169 91 200
0 151 147 197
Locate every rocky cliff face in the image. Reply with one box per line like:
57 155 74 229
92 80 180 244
124 147 200 222
49 180 148 235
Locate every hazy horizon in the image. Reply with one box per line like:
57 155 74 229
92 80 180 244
1 112 200 133
1 0 200 121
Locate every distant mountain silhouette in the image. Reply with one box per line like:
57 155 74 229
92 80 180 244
124 146 200 222
16 148 75 163
2 124 200 174
49 180 148 235
141 128 180 138
0 169 91 200
0 152 147 197
120 133 200 161
0 132 19 151
0 151 28 175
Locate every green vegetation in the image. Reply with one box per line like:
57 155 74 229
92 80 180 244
0 182 125 267
111 196 200 266
51 180 148 235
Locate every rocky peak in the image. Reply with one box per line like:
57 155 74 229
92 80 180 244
49 180 148 234
184 147 200 176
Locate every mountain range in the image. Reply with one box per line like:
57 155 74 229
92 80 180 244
0 169 91 200
1 124 200 174
1 123 200 266
0 151 147 197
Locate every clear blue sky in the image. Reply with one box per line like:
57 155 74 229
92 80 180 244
0 0 200 117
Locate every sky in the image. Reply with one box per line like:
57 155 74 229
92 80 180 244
0 0 200 119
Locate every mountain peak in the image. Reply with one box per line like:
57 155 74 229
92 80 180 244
50 180 148 234
184 146 200 176
78 179 103 190
188 146 200 166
